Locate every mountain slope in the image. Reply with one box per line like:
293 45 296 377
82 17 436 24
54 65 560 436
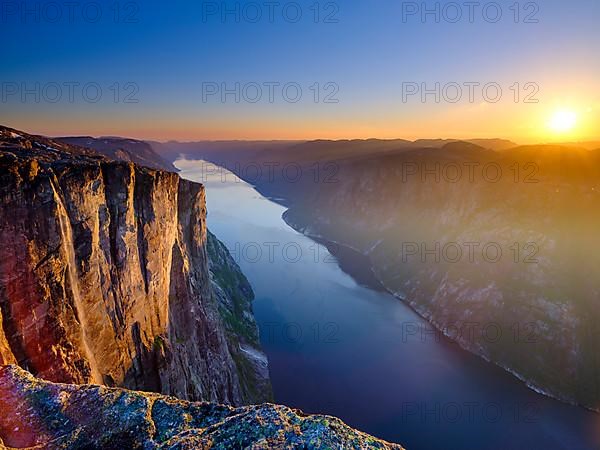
58 136 178 172
282 144 600 410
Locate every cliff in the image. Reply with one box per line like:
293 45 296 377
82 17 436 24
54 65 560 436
0 126 270 405
0 365 402 450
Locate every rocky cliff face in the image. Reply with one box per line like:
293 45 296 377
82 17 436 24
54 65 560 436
0 126 270 405
0 365 402 450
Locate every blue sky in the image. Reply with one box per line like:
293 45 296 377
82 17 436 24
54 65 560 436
1 0 599 141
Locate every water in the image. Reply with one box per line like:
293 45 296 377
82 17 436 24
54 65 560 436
177 158 600 450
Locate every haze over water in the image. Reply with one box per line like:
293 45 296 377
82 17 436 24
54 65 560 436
176 158 600 450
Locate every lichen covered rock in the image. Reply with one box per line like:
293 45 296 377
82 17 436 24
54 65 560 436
0 365 403 450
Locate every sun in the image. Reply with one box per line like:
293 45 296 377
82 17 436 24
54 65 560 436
548 110 578 134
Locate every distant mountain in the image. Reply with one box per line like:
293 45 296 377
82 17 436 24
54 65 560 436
466 138 518 150
150 140 302 164
58 136 177 172
152 138 519 168
554 141 600 150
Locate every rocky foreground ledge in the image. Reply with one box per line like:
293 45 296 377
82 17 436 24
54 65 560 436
0 366 403 450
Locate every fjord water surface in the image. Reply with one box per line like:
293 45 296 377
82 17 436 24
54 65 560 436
177 159 599 450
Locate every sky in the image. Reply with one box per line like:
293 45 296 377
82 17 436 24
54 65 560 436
1 0 599 143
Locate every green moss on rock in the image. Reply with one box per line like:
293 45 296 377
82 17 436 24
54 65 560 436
0 366 404 450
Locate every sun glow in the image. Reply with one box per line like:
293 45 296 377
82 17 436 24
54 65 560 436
548 110 578 134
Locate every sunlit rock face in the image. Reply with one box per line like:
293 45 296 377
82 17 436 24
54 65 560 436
0 126 270 406
0 365 403 450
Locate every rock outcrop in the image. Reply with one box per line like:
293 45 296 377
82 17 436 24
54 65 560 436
0 365 402 450
0 126 270 405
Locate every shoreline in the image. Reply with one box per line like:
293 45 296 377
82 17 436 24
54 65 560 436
280 207 599 416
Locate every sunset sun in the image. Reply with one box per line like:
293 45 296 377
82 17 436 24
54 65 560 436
548 110 578 134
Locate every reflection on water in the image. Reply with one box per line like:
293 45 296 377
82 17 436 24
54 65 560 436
177 158 600 450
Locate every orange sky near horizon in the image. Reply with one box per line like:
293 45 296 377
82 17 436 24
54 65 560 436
4 100 598 145
3 73 599 145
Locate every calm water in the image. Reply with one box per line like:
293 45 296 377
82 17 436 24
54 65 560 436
177 159 600 450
